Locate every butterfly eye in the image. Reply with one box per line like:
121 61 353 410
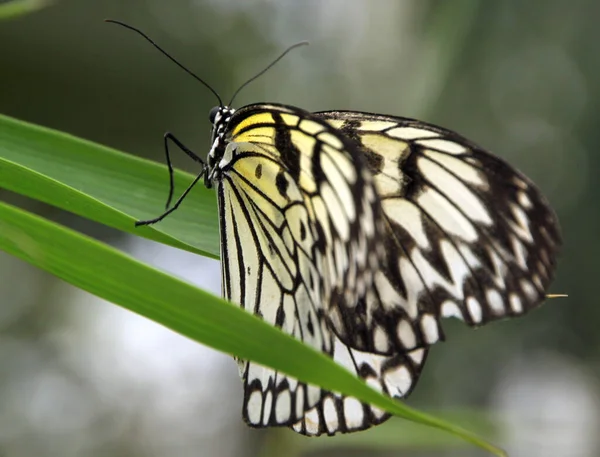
209 106 220 124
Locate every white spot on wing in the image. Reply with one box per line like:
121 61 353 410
510 293 523 313
321 150 356 221
262 390 273 424
357 120 399 131
303 407 320 435
513 176 528 189
373 271 403 312
247 390 263 425
373 325 390 352
408 348 426 365
397 258 422 319
295 386 304 418
328 147 357 184
317 131 343 149
417 187 479 242
300 119 325 135
518 191 533 209
321 183 350 241
441 300 463 319
457 243 481 270
511 236 529 269
343 397 365 430
510 203 534 242
417 138 468 155
382 199 430 250
387 126 439 139
383 365 413 396
487 247 508 290
467 296 483 323
259 267 283 323
410 245 466 302
323 397 339 433
440 240 471 294
520 279 538 301
418 156 493 225
370 405 387 420
422 149 488 188
397 319 417 348
486 289 505 314
275 389 291 423
365 376 382 393
420 313 439 344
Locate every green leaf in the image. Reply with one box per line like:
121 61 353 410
0 113 218 257
0 0 52 20
0 201 505 456
0 114 506 456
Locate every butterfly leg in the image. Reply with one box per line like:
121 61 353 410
135 169 205 226
163 132 205 209
134 132 205 227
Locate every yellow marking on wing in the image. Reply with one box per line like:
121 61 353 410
356 120 398 131
252 202 297 284
232 112 275 137
358 134 410 197
236 126 276 144
321 150 355 221
300 119 326 135
387 126 439 140
361 133 408 159
317 131 343 149
291 129 315 156
326 147 356 184
281 113 299 126
222 187 242 304
325 119 345 129
230 173 285 226
232 155 301 207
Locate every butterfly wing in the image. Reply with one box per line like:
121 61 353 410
217 103 425 434
291 344 427 435
313 110 562 354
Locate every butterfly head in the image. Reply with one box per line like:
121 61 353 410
205 105 236 186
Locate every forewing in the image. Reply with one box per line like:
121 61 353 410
314 110 561 355
218 103 408 433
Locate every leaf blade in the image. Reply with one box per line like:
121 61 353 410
0 201 505 457
0 113 218 256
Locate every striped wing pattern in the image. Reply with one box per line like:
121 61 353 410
314 111 562 355
217 104 426 434
209 102 560 436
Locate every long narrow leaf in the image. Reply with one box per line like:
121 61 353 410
0 113 218 257
0 201 505 456
0 0 51 19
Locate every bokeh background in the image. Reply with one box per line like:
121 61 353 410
0 1 598 456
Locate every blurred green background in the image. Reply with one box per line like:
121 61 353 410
0 1 598 456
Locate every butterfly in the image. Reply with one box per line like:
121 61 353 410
111 21 562 436
199 104 561 436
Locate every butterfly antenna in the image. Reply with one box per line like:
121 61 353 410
228 41 309 106
105 19 223 107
